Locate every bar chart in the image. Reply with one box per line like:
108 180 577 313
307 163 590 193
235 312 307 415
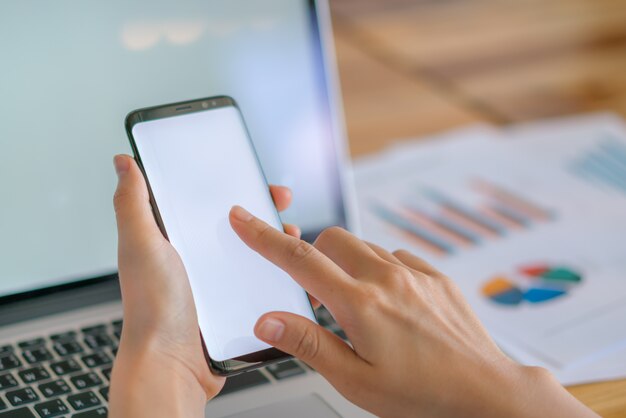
369 178 554 257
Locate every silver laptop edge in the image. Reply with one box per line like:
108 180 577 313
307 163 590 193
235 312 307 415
316 0 361 238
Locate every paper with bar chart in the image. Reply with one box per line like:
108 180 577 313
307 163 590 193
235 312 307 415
366 178 554 258
354 128 560 261
353 117 626 384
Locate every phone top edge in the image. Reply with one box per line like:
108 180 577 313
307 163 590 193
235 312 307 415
125 95 238 132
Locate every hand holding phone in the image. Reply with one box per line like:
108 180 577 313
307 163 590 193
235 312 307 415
124 96 316 375
110 154 301 416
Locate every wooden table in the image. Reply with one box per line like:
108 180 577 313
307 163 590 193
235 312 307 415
329 0 626 415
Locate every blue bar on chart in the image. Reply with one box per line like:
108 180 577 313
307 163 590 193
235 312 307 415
485 202 531 228
420 188 507 236
370 204 456 255
402 199 483 245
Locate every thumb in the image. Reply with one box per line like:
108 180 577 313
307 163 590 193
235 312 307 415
254 312 362 380
113 154 164 252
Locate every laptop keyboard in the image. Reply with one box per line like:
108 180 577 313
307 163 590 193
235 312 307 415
0 320 120 418
0 307 344 417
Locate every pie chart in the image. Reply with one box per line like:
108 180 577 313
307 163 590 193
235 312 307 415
481 263 582 306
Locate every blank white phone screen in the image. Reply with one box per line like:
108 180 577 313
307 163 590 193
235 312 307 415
132 105 316 362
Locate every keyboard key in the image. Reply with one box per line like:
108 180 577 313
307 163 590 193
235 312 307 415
113 329 122 340
72 407 107 417
0 354 21 371
218 370 270 396
111 319 122 328
67 391 100 411
34 399 69 417
70 373 102 390
83 334 114 350
101 367 112 381
50 359 82 376
0 407 36 417
6 387 39 406
22 347 53 364
0 397 5 410
98 386 108 401
53 341 83 357
80 325 106 335
49 331 76 342
38 380 71 398
17 339 45 349
0 373 18 390
80 352 111 369
0 346 13 355
19 366 50 384
266 360 306 380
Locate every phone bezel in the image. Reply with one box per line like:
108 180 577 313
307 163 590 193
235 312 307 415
124 95 316 376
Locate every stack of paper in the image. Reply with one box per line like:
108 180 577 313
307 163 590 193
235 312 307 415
353 114 626 385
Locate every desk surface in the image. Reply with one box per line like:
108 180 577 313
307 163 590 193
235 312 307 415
330 0 626 415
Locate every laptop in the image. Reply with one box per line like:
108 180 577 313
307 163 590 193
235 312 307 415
0 0 371 416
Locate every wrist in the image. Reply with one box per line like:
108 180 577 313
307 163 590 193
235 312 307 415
110 336 208 418
514 366 598 418
475 363 598 418
440 357 597 418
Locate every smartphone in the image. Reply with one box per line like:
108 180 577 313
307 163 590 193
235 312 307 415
124 96 317 376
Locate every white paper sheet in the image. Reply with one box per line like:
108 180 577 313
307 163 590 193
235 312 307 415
353 115 626 385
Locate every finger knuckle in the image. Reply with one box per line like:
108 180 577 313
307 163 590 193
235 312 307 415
393 249 423 264
391 249 410 258
356 284 394 321
287 239 315 262
392 248 414 261
112 189 130 214
384 264 413 283
314 226 344 247
359 283 386 305
255 222 274 241
439 274 460 293
294 327 320 361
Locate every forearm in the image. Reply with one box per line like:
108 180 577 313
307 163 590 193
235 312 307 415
109 342 207 418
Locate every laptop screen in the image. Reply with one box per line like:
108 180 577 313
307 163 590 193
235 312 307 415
0 0 347 299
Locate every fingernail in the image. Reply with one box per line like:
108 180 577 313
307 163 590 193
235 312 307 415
114 155 129 176
231 205 253 222
256 318 285 342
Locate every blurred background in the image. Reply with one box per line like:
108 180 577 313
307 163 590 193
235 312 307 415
329 1 626 416
330 0 626 155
